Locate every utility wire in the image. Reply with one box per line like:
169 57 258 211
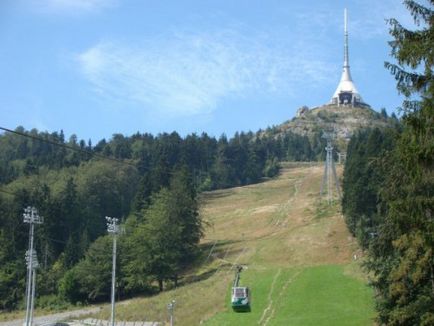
0 125 145 197
0 188 16 197
0 126 138 168
45 237 68 245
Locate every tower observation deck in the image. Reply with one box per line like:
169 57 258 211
330 9 369 107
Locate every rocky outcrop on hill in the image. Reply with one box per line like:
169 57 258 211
268 104 398 151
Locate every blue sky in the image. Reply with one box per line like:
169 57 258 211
0 0 414 142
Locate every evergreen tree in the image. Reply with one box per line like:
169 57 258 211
168 167 203 272
0 114 332 307
125 168 201 292
366 1 434 324
60 236 113 302
342 128 398 247
132 189 182 292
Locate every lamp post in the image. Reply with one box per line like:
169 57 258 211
106 216 120 326
23 207 43 326
26 250 39 326
167 300 176 326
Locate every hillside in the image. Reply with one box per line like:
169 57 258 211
79 162 374 325
267 104 396 152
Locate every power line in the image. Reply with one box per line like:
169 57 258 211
0 125 184 198
0 126 137 168
0 125 145 197
0 188 16 197
45 237 68 245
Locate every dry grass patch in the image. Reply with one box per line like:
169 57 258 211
83 162 373 325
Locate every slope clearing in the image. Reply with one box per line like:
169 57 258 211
103 162 375 325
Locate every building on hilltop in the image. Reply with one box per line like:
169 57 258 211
330 9 369 108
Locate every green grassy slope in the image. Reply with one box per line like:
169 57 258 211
91 163 375 325
206 265 373 326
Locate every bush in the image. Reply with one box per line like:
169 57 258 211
58 268 86 304
263 158 279 178
36 294 70 311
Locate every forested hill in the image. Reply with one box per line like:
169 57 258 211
0 125 324 309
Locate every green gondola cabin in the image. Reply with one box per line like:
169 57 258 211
231 266 251 312
231 286 250 312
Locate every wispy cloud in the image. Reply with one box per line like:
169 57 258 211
293 1 413 41
76 30 334 117
31 0 117 14
351 0 414 39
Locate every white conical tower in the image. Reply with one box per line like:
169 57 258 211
331 9 367 107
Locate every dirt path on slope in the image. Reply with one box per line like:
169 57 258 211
201 163 357 269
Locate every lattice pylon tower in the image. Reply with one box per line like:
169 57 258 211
320 131 341 203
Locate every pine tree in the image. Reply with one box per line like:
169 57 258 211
168 167 203 272
138 188 183 292
367 1 434 324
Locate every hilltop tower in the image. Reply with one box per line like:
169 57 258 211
330 9 368 107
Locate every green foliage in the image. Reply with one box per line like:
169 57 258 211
35 294 69 311
57 168 203 302
372 2 434 323
342 127 398 247
60 236 113 303
385 1 434 99
125 168 202 293
0 110 320 307
343 1 434 324
263 157 279 178
0 260 24 310
136 189 183 291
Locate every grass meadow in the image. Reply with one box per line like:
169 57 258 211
205 265 374 326
105 163 375 325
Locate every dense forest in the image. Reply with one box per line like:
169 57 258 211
0 126 324 309
342 1 434 324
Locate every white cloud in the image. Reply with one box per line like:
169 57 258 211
76 31 334 117
32 0 117 13
293 1 413 41
351 0 415 39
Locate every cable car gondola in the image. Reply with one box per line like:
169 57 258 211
231 266 251 312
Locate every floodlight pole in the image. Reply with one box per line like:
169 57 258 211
29 251 39 326
24 221 34 326
106 216 119 326
30 265 36 326
23 206 43 326
167 300 176 326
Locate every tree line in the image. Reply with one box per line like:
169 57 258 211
342 1 434 324
0 126 323 309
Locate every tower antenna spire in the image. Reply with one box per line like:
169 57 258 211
330 8 367 107
344 8 349 68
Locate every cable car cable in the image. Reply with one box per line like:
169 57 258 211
0 126 137 168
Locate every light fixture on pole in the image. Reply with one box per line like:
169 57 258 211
106 216 120 326
25 250 39 326
167 300 176 326
23 206 43 326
